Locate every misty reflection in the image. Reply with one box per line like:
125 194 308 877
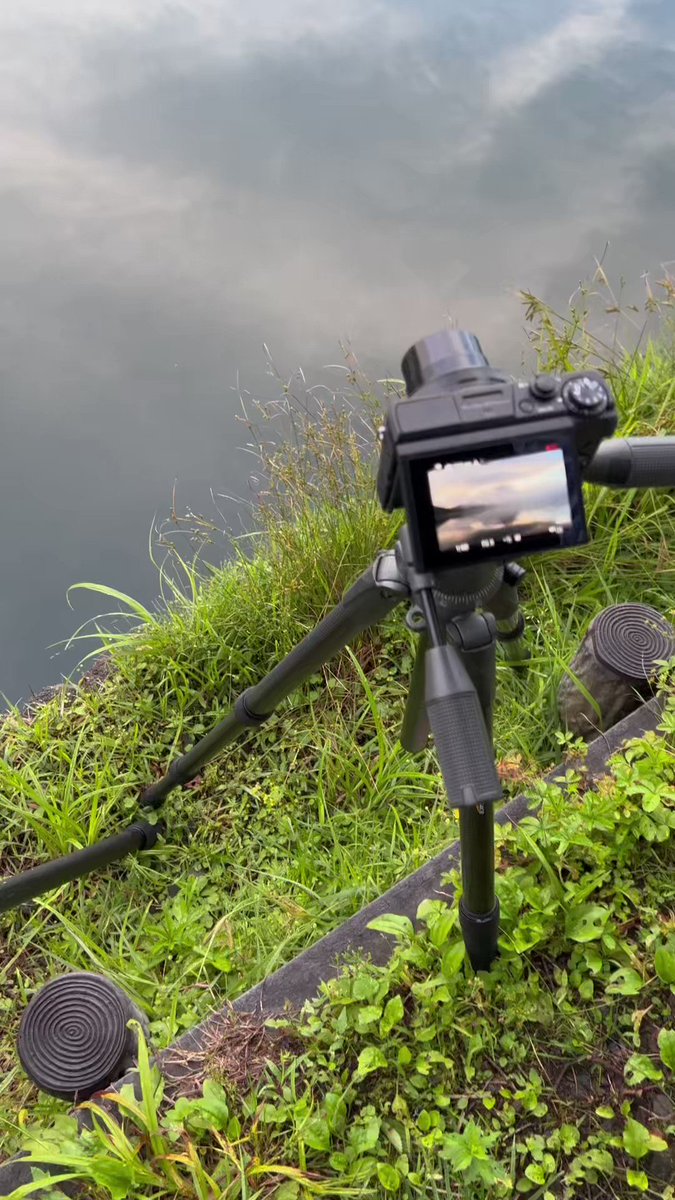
429 450 571 550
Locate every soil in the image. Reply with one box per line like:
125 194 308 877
158 1006 302 1100
19 654 118 723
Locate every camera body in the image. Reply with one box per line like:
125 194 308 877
377 330 617 573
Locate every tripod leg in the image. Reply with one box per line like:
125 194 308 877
400 635 430 752
141 553 407 807
454 636 500 970
488 563 530 667
458 806 498 970
0 554 407 915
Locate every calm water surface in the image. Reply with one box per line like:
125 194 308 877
1 0 674 702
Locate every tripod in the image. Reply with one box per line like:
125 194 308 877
0 530 519 970
139 525 527 970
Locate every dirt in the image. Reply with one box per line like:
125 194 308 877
19 654 118 724
159 1007 302 1100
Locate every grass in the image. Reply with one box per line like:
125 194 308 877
0 271 674 1180
14 700 675 1198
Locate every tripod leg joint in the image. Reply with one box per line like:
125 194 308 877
234 689 272 727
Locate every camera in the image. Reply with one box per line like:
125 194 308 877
377 329 618 572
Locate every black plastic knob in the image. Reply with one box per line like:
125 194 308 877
531 374 558 400
562 375 609 414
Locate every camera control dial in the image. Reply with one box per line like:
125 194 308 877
562 375 609 415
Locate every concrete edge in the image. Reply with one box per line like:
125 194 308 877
0 696 665 1195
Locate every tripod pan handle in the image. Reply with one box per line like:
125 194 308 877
584 437 675 488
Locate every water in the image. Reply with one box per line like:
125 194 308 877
1 0 673 705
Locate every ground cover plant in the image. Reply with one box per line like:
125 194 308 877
14 697 675 1197
0 269 674 1187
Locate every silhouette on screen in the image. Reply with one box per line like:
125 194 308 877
428 448 572 554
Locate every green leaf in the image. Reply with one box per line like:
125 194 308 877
356 1004 383 1030
380 994 405 1035
67 581 155 623
442 940 465 978
387 1127 403 1153
416 899 447 926
353 975 381 1001
207 952 233 973
89 1159 139 1200
623 1118 667 1160
626 1168 649 1191
429 911 456 949
584 946 603 973
201 1079 231 1125
355 1046 388 1078
348 1115 381 1154
565 904 611 942
376 1163 401 1192
624 1053 664 1085
595 1105 615 1119
579 977 594 1000
367 914 414 941
2 1174 83 1199
658 1028 675 1071
525 1163 547 1185
606 967 644 995
655 943 675 984
324 1091 347 1133
276 1184 301 1200
302 1117 330 1152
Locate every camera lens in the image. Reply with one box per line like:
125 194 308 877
402 330 489 396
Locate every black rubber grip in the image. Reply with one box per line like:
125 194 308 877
584 437 675 488
424 644 502 808
427 691 502 807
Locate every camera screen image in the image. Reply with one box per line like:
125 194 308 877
428 447 573 554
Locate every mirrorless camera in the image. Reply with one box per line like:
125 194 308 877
377 329 618 572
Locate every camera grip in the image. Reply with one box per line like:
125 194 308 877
585 437 675 488
425 645 502 809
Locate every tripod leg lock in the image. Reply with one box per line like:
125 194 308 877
234 690 272 727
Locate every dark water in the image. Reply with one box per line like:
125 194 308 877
1 0 674 704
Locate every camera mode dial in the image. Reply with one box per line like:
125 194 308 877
562 375 609 415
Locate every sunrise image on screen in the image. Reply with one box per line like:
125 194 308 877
428 448 572 553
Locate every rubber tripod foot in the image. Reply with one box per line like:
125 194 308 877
18 972 148 1100
460 899 500 972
